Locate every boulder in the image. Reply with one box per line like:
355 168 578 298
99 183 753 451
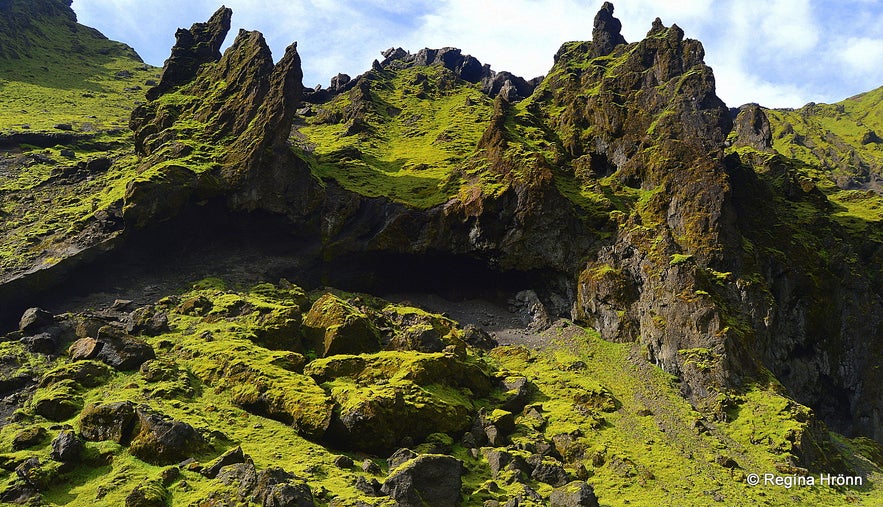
40 360 112 388
129 406 205 465
126 306 170 336
95 327 156 370
361 459 381 475
125 480 169 507
499 376 532 412
12 426 47 450
531 458 570 486
482 449 529 480
68 337 101 361
353 476 382 496
50 430 84 462
79 400 138 444
310 352 490 453
252 467 315 507
32 379 82 421
384 306 462 353
462 325 497 350
381 455 463 507
14 456 49 490
20 332 57 354
216 462 258 498
302 294 380 356
388 448 418 471
19 308 54 334
333 455 353 469
202 446 246 479
549 481 600 507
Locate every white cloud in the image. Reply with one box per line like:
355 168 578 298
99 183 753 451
712 63 816 108
839 37 883 79
761 0 819 54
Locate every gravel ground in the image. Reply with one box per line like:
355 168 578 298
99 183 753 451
383 292 554 349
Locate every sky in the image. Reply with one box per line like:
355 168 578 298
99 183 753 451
70 0 883 109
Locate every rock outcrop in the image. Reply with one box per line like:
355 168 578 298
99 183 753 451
128 6 320 227
304 45 540 104
145 7 231 100
590 2 627 57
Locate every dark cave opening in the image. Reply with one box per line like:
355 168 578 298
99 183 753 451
0 199 568 330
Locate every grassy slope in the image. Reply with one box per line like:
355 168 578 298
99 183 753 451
1 280 879 506
0 9 157 277
294 65 496 209
765 89 883 238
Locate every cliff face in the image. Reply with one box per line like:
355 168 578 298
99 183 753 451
517 13 745 402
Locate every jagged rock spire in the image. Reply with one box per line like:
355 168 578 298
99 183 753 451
146 6 232 100
591 1 627 57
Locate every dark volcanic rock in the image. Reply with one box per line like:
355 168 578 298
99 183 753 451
128 406 204 465
387 448 418 471
216 462 258 498
381 455 463 507
79 400 138 444
50 430 84 462
146 6 232 100
591 2 627 57
733 103 772 150
94 327 156 370
202 446 246 479
549 481 600 507
19 308 54 334
252 467 315 507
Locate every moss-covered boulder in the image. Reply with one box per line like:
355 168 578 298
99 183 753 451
78 400 138 444
12 426 47 450
32 379 83 421
125 480 169 507
383 304 466 352
549 480 600 507
193 349 333 439
39 360 112 388
252 467 315 507
380 454 463 506
306 351 492 453
129 406 205 465
249 305 304 352
302 293 380 357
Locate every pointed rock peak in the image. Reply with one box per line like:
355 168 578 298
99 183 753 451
146 5 233 100
194 6 233 57
591 1 627 57
668 23 685 42
648 17 666 36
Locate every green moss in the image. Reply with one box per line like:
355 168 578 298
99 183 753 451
296 65 494 208
669 253 693 266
